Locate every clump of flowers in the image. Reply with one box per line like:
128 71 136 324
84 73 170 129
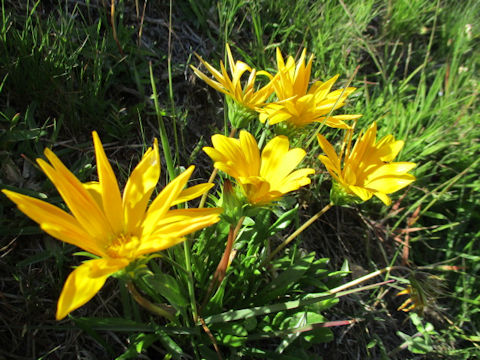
2 132 221 319
3 42 425 360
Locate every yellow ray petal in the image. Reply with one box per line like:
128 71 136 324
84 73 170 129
142 166 195 238
56 258 128 320
123 140 160 234
138 208 221 256
374 192 392 206
276 168 315 193
366 174 416 194
202 146 226 164
38 151 111 241
172 183 214 206
239 130 261 175
2 190 104 256
92 131 123 234
83 181 102 209
348 185 372 202
190 65 228 95
210 135 250 178
368 162 417 179
264 147 307 185
260 135 290 179
317 134 341 171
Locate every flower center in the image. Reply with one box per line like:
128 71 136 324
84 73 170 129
106 234 140 259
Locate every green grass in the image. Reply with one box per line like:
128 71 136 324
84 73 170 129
1 0 479 358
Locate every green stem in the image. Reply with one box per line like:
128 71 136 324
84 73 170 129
184 239 198 323
263 202 333 266
329 266 410 295
127 281 176 323
167 0 180 163
149 61 176 181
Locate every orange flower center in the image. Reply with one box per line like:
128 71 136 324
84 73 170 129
106 234 140 259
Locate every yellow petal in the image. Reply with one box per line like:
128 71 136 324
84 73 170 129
267 147 307 184
138 208 221 256
210 135 250 178
142 166 195 238
83 181 102 209
377 139 405 162
92 131 124 234
123 139 160 234
56 258 128 320
366 174 416 194
226 43 236 75
260 135 290 179
239 130 261 176
368 162 417 179
191 65 228 95
38 150 111 241
348 185 372 202
203 146 226 164
318 155 342 183
172 183 214 206
2 189 104 256
276 168 315 193
374 192 392 206
317 114 361 129
317 134 341 171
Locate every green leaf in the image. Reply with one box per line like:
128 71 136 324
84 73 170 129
155 329 185 358
253 252 315 304
116 333 157 360
212 322 248 347
142 273 188 309
268 206 299 236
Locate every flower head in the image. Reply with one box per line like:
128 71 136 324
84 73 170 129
396 285 425 313
203 130 315 205
191 44 274 114
396 273 445 315
317 122 416 205
259 48 361 128
3 132 221 320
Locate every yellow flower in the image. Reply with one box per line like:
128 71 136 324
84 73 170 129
203 130 315 205
191 44 274 112
317 122 416 205
396 285 425 313
2 132 221 320
259 48 361 128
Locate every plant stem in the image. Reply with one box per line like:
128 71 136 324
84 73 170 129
127 281 176 323
167 0 180 163
328 266 409 295
149 61 176 181
184 238 198 323
263 202 334 266
201 216 245 310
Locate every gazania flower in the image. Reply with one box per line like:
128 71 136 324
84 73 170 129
317 122 416 205
2 132 221 320
191 44 274 113
396 285 425 313
203 130 315 205
259 48 361 128
396 273 445 315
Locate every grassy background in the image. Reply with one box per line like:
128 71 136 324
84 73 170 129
0 0 479 358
